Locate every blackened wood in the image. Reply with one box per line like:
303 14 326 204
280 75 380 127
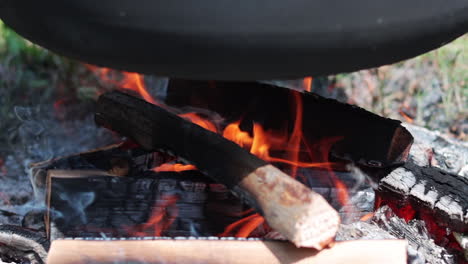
95 91 340 249
0 224 49 264
378 162 468 232
46 170 242 240
29 143 172 199
96 91 268 189
372 205 460 264
165 80 413 167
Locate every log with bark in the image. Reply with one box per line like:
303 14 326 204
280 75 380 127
46 238 408 264
95 91 340 249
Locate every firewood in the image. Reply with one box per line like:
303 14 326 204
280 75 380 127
165 80 414 167
378 162 468 232
95 91 340 249
29 143 172 201
45 169 243 240
46 238 408 264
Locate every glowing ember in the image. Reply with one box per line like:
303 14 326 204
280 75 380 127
360 212 374 222
378 200 465 256
398 107 414 124
0 158 6 175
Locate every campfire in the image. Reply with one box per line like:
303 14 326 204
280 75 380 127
0 69 465 263
0 2 467 263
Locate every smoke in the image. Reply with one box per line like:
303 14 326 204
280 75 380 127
55 189 95 225
0 103 115 224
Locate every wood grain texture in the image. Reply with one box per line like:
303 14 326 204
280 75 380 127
47 239 407 264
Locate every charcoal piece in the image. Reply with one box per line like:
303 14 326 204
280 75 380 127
0 224 49 264
22 210 46 232
404 123 468 176
372 206 457 264
378 162 468 232
176 204 204 219
157 179 178 192
208 184 231 200
179 181 207 192
179 191 208 203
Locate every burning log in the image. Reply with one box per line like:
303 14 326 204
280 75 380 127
46 238 408 264
42 152 368 239
378 162 468 232
95 91 340 249
165 80 413 167
45 169 243 240
0 225 49 264
29 142 172 200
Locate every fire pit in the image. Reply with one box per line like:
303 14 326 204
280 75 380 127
0 2 467 264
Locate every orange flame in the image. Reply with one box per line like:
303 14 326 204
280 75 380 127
119 72 158 105
128 194 179 237
303 77 313 92
87 65 158 105
219 213 265 237
235 214 265 237
222 122 253 147
304 136 349 206
88 66 349 239
154 163 197 172
180 113 217 133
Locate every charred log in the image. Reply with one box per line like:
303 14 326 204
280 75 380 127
372 205 460 264
165 80 413 167
0 225 49 264
377 162 468 233
95 91 340 249
29 142 172 200
46 169 243 240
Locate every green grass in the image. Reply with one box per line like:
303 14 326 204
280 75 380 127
416 36 467 113
0 21 99 153
335 35 467 138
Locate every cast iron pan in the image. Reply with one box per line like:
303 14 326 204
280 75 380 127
0 0 467 80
